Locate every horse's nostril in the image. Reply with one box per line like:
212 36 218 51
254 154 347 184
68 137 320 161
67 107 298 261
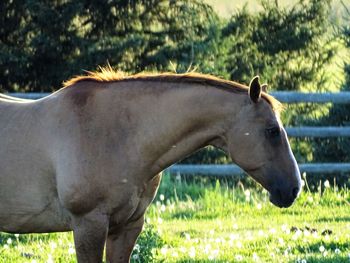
292 187 299 199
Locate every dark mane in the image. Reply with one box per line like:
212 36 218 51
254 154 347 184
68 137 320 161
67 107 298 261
63 66 282 112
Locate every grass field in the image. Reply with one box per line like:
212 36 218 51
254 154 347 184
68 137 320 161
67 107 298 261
0 173 349 262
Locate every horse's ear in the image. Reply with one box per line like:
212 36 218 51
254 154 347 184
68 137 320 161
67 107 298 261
261 83 268 93
249 76 261 103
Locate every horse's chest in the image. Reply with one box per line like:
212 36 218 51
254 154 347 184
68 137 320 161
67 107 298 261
110 174 161 226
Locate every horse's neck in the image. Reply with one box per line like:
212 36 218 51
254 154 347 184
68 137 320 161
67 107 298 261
105 82 245 174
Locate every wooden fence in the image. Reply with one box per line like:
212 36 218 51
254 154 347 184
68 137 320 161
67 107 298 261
8 92 350 176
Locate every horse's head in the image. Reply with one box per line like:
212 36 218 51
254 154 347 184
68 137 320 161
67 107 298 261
226 76 301 208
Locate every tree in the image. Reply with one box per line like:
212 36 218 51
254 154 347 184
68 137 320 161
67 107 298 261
0 0 218 92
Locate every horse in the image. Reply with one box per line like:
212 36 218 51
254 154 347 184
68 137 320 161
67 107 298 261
0 68 301 262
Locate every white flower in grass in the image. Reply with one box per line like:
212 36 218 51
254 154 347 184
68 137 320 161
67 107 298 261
235 254 243 261
324 180 330 188
172 251 179 258
68 247 75 255
307 196 313 203
160 246 168 255
132 254 139 260
209 229 215 236
244 190 251 201
134 244 140 251
319 245 325 252
189 247 196 259
258 230 265 237
301 179 305 187
209 249 219 260
278 237 284 245
334 248 341 254
47 255 54 263
236 241 243 249
50 242 57 250
301 259 307 263
14 234 19 238
269 228 276 235
159 194 165 201
3 244 9 249
256 203 262 210
160 204 166 212
184 232 190 240
323 251 328 257
157 217 163 224
252 253 259 261
6 238 12 245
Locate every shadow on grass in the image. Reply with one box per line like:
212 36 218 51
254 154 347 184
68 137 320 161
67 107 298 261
289 256 350 263
299 240 350 251
0 232 56 245
315 216 350 223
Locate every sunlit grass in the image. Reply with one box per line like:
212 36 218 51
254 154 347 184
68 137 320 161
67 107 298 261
0 174 349 262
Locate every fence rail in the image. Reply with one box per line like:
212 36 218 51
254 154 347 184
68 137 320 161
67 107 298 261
6 92 350 176
166 163 350 176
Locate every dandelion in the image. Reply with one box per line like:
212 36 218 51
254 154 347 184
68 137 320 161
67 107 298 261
159 194 165 201
269 228 276 234
160 204 166 212
204 244 212 254
324 180 330 188
335 248 341 254
256 203 262 210
319 245 325 252
50 242 57 250
235 254 243 261
46 255 54 263
134 244 140 251
301 259 307 263
236 241 243 249
157 217 163 224
6 238 12 245
160 246 168 255
252 253 260 262
323 251 328 257
68 247 75 255
209 249 219 260
229 233 238 240
132 254 139 260
3 244 9 249
189 247 196 258
244 190 251 201
301 179 305 187
307 196 313 203
14 234 19 238
278 237 284 246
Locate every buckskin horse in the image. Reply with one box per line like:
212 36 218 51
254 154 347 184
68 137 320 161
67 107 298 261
0 68 301 262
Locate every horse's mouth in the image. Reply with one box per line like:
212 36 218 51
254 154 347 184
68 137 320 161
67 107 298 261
269 192 296 208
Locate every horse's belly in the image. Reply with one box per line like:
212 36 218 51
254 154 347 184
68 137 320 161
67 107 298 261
0 197 71 233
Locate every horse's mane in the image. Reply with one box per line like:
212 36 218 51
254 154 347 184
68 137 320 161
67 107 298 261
63 66 282 112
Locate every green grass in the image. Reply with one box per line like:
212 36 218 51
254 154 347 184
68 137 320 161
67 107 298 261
0 174 349 262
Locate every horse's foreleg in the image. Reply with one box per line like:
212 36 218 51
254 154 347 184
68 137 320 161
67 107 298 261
106 216 144 263
72 209 109 263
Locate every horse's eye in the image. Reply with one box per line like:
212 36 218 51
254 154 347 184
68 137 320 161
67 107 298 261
266 127 280 138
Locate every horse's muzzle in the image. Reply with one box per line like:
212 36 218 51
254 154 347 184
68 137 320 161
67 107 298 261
269 185 301 208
